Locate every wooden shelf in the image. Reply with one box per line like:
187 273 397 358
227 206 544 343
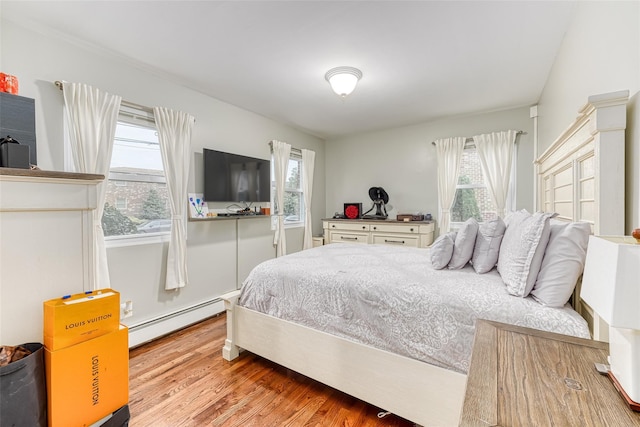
188 214 271 222
0 167 103 181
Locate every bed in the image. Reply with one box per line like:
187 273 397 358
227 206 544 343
239 243 590 375
221 90 628 426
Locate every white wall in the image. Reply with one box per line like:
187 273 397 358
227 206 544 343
537 1 640 233
325 106 535 235
1 19 326 343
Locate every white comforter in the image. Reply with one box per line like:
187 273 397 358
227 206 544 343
239 243 591 374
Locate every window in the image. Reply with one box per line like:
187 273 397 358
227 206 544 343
115 198 128 210
450 146 497 226
272 151 304 227
102 109 171 238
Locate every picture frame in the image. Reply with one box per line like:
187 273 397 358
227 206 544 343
188 193 209 218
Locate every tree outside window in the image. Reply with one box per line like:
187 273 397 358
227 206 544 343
451 175 482 222
284 161 302 223
450 147 497 225
140 188 168 220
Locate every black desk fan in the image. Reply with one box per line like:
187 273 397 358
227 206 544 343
362 187 389 219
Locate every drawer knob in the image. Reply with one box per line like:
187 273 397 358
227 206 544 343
362 226 366 230
332 225 335 228
410 228 414 232
373 226 377 230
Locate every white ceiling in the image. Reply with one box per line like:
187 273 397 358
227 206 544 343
2 1 577 139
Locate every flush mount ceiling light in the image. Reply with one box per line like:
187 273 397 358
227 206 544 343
325 66 362 98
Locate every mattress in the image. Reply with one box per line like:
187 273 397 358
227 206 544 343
239 243 591 374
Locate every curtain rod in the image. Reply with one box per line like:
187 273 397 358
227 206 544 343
54 80 154 114
268 140 302 155
431 130 524 146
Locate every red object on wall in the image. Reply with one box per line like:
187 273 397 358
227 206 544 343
0 73 19 94
343 203 362 219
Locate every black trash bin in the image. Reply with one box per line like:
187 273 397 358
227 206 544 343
99 404 130 427
0 342 47 427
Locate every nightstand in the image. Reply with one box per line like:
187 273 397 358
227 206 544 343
312 236 324 247
460 320 640 426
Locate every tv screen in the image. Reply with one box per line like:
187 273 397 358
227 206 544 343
203 148 271 203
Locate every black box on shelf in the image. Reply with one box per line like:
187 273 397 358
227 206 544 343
0 92 37 165
0 138 30 168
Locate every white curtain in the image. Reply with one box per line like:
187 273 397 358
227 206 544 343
62 82 121 290
473 130 517 219
434 137 466 233
153 107 196 290
301 149 315 250
271 140 291 257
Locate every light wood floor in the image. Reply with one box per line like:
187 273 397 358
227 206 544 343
128 314 415 426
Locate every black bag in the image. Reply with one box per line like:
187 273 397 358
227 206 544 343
0 342 47 427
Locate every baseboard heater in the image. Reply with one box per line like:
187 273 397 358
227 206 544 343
127 297 225 348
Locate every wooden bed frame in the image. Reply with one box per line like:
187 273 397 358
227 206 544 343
221 91 628 426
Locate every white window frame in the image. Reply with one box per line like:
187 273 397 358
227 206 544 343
106 107 170 247
271 149 305 229
449 142 516 229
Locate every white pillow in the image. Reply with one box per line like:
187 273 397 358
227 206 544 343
472 217 506 274
503 209 526 228
531 221 591 307
497 211 556 297
448 218 479 269
430 232 456 270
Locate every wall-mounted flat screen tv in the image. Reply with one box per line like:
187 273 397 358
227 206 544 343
203 148 271 203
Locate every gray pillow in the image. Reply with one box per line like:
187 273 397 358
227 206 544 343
430 232 456 270
448 218 479 269
497 211 556 297
472 217 506 274
531 220 591 307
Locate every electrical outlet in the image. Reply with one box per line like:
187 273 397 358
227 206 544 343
121 300 133 319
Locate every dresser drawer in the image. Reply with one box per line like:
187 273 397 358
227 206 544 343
330 232 369 244
327 222 370 232
370 224 414 234
372 234 419 247
371 222 434 234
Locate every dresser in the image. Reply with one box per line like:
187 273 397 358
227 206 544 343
461 320 640 426
322 219 435 248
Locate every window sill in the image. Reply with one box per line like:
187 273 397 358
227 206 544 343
270 222 304 231
105 232 170 248
284 222 304 229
